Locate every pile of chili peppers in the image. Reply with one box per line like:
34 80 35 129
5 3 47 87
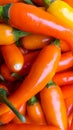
0 0 73 130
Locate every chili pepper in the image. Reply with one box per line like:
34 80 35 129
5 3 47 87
57 51 73 72
0 23 29 45
1 64 17 82
45 0 73 30
0 0 21 5
0 84 26 122
71 119 73 130
63 0 73 8
0 40 61 115
21 34 53 50
40 80 68 130
1 43 24 72
60 40 71 52
32 0 44 6
53 71 73 86
68 112 73 129
18 50 40 76
0 3 73 49
27 96 46 125
0 123 61 130
61 84 73 99
65 97 73 116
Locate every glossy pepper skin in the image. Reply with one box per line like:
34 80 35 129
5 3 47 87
1 44 24 72
57 51 73 72
53 71 73 86
21 34 53 50
0 0 21 5
47 0 73 30
0 40 61 115
27 96 46 125
63 0 73 8
40 81 68 130
0 23 28 45
0 123 61 130
1 3 73 49
60 40 70 52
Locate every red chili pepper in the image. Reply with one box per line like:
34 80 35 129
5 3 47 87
57 51 73 72
40 80 68 130
0 40 61 115
0 124 61 130
27 96 46 125
53 71 73 86
32 0 44 6
1 44 24 72
18 51 40 76
61 84 73 99
1 64 17 82
1 3 73 49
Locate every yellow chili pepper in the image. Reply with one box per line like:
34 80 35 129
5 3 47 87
45 0 73 30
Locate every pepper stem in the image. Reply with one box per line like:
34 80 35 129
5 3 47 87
54 39 60 48
24 0 34 4
13 28 30 42
0 6 3 19
47 80 56 88
43 0 54 7
27 96 38 105
0 90 26 122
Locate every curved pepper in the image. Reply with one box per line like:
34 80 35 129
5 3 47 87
0 40 61 115
0 3 73 49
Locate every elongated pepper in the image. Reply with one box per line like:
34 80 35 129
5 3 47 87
0 3 73 49
0 40 61 115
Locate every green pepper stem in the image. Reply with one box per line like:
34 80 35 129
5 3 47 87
13 28 30 42
47 80 56 88
54 39 60 48
0 94 26 122
27 96 38 105
0 6 3 19
24 0 34 4
43 0 54 7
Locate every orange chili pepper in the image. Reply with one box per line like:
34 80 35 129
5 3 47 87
57 51 73 72
0 23 28 45
21 34 53 50
0 123 61 130
0 40 61 115
40 80 68 130
63 0 73 8
61 84 73 99
1 44 24 72
0 0 21 5
1 3 73 49
60 40 71 52
1 64 17 82
53 71 73 86
27 96 46 125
